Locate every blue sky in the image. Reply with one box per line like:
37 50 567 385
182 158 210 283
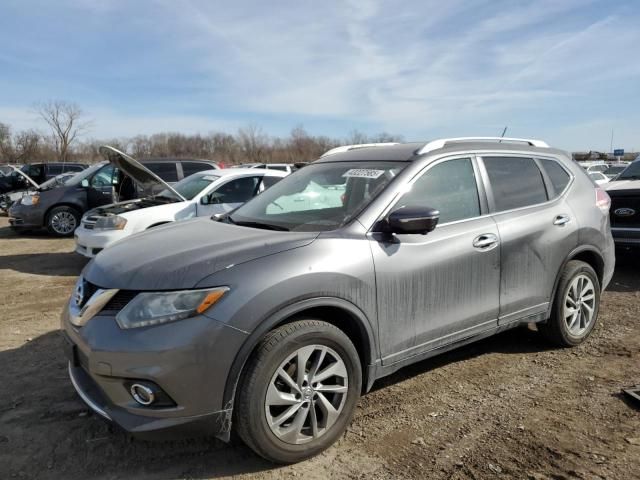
1 0 639 151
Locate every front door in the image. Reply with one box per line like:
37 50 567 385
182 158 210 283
370 156 500 365
86 165 117 208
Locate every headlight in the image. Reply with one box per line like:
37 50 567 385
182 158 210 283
21 194 39 206
94 215 127 230
115 287 229 329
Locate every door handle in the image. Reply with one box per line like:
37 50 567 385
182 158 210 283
553 214 571 226
473 233 499 250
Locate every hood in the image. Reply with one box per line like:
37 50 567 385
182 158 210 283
83 217 318 290
605 179 640 193
85 197 176 217
99 145 186 201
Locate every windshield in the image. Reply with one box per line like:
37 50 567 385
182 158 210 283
617 162 640 180
65 162 107 186
229 161 406 232
158 172 221 200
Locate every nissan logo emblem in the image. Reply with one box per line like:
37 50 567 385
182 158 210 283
74 281 85 306
614 208 636 217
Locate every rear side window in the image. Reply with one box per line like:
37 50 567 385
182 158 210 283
182 162 213 177
63 164 85 173
268 165 289 172
48 165 63 176
145 162 178 182
483 156 548 212
398 157 481 224
539 159 570 196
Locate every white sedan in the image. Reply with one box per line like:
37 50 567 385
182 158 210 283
74 149 286 257
588 171 610 186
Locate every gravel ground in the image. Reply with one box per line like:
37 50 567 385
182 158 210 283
0 216 638 480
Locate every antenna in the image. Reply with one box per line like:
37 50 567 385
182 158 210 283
500 126 508 138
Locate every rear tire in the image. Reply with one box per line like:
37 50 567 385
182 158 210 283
235 320 362 464
539 260 600 347
46 206 81 237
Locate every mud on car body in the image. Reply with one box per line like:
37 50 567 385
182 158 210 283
62 137 615 463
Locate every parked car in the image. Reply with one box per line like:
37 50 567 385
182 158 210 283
603 164 628 179
8 153 219 236
62 137 614 463
605 160 640 246
589 171 610 186
0 162 86 195
74 148 286 257
585 163 609 174
235 163 297 174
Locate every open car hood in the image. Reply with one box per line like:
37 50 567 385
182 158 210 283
99 146 186 201
8 166 41 190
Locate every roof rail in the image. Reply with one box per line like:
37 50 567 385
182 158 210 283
321 142 400 158
417 137 549 155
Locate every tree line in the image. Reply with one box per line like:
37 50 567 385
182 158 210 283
0 100 403 166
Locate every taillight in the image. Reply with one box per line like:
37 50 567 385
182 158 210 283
595 188 611 213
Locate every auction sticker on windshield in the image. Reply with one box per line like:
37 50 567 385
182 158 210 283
342 169 385 179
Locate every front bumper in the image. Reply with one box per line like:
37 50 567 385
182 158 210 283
74 226 129 258
8 203 44 230
61 302 248 440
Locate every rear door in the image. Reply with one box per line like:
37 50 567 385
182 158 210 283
479 155 578 325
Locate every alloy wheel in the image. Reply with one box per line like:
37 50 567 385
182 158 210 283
51 211 77 235
264 344 348 445
564 274 596 336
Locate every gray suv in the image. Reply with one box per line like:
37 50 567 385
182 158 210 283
61 137 615 463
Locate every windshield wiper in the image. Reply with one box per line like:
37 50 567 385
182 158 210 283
231 220 289 231
620 175 640 180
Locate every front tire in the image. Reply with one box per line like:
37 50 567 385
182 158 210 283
46 206 81 237
539 260 600 347
235 320 362 464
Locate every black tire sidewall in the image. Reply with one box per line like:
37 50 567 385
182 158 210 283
239 321 362 463
46 206 80 237
553 261 601 346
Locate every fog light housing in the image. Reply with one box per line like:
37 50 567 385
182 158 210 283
130 383 155 406
123 380 176 408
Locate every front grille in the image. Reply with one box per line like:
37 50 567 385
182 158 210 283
81 281 99 308
100 290 138 313
609 191 640 228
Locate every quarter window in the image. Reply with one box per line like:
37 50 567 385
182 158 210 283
145 162 178 182
483 157 548 212
181 162 212 178
539 159 570 196
397 158 481 224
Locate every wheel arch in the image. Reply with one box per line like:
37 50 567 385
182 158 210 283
547 245 605 318
44 202 84 226
222 297 377 413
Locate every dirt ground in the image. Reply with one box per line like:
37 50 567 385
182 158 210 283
0 216 639 480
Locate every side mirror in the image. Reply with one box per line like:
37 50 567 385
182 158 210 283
81 179 89 188
200 195 210 205
385 205 440 235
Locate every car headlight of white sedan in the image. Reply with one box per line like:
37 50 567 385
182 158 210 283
94 215 127 230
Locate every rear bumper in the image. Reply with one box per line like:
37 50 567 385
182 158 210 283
611 227 640 246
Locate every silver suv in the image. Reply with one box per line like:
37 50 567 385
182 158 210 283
62 137 615 463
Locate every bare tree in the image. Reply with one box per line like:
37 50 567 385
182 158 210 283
37 100 90 161
0 123 41 163
237 124 270 163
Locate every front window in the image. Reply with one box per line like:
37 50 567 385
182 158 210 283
230 161 406 232
616 162 640 180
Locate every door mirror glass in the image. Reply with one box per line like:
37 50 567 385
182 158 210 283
81 179 89 188
386 206 440 234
